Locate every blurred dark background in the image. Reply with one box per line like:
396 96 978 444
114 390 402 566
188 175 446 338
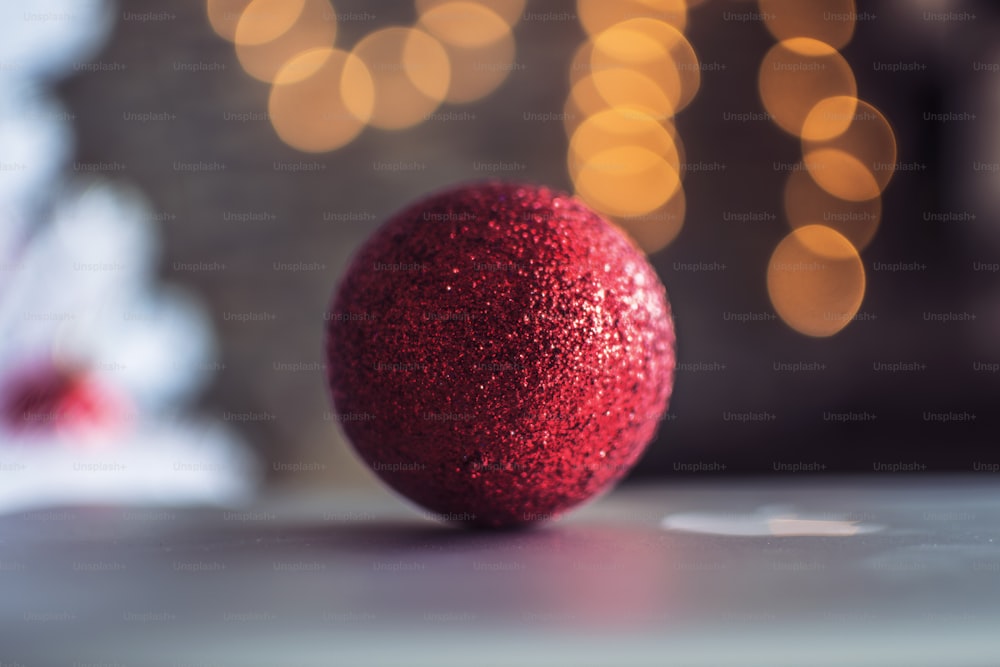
57 0 1000 488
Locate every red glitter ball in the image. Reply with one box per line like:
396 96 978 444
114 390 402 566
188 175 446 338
325 182 675 527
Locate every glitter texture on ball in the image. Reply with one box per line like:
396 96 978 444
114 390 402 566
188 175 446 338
325 182 675 527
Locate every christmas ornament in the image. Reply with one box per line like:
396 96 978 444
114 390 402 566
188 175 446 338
326 182 675 527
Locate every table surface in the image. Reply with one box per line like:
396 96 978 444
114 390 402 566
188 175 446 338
1 476 999 666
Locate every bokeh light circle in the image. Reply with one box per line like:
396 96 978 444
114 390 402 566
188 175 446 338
799 95 859 142
352 27 450 130
438 27 516 103
568 40 595 88
589 68 678 121
767 224 865 337
784 168 882 250
613 187 686 254
206 0 255 42
235 0 337 83
268 47 374 152
416 0 525 27
758 38 856 136
568 107 682 180
564 71 614 134
233 0 305 46
802 149 881 203
573 145 681 218
590 18 700 114
418 1 511 48
577 0 687 36
802 98 897 201
759 0 857 50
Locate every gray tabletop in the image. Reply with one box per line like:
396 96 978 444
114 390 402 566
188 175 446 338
1 476 998 666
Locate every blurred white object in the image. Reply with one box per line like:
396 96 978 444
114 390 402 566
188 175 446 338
0 0 113 82
0 182 257 513
0 85 72 260
0 181 213 405
0 422 255 514
0 182 156 354
0 0 257 514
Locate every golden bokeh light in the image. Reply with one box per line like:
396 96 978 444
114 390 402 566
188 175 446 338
798 95 858 141
352 27 450 130
564 71 609 136
439 30 516 103
206 0 254 42
568 107 682 180
590 68 678 121
758 38 856 136
401 30 451 102
802 148 882 202
235 0 337 83
233 0 305 46
268 47 374 152
577 0 687 36
562 75 688 171
613 186 686 254
759 0 857 50
802 98 897 201
784 169 881 250
590 18 700 114
779 37 840 57
660 119 687 181
565 1 699 255
568 40 594 88
767 224 865 337
573 145 681 218
418 1 511 49
416 0 525 27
